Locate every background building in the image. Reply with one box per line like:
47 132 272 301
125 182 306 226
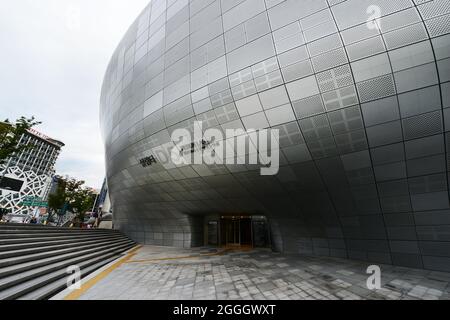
100 0 450 272
93 178 112 215
0 126 64 216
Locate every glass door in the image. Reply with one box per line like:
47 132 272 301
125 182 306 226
225 218 240 246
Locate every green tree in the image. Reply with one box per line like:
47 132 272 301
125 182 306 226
65 179 96 223
46 177 96 227
47 177 67 223
0 117 42 165
72 188 96 222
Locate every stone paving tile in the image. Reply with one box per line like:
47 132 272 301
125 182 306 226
76 246 450 301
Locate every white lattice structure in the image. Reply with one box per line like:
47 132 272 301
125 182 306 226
0 126 64 216
0 164 52 215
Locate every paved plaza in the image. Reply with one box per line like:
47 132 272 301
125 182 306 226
71 246 450 300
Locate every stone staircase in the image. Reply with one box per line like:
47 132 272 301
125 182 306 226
0 223 136 300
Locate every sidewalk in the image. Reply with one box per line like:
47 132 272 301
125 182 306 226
57 246 450 300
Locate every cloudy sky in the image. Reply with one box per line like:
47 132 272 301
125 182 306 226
0 0 149 188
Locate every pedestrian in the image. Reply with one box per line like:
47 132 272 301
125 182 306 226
99 211 103 228
93 211 99 228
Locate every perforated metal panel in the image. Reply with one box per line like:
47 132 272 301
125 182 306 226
99 0 450 271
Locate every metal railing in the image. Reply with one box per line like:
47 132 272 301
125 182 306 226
57 212 77 227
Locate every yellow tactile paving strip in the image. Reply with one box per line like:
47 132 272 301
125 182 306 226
64 245 142 300
64 246 256 300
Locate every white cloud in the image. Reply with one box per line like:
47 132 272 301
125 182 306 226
0 0 150 188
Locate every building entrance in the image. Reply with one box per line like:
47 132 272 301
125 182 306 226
221 216 252 247
218 215 270 248
206 215 270 248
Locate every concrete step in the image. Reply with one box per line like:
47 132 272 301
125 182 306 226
0 243 136 300
0 224 119 231
0 229 118 235
0 237 130 267
0 224 136 300
0 223 118 232
0 233 123 246
0 235 124 253
0 231 118 239
0 241 135 292
0 239 135 279
19 256 120 300
0 235 125 259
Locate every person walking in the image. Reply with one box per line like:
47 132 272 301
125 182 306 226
96 211 104 229
93 211 99 229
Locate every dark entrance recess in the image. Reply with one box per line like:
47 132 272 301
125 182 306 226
216 216 269 248
252 219 269 248
207 221 219 246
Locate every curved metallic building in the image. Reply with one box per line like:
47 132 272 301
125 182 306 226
100 0 450 271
